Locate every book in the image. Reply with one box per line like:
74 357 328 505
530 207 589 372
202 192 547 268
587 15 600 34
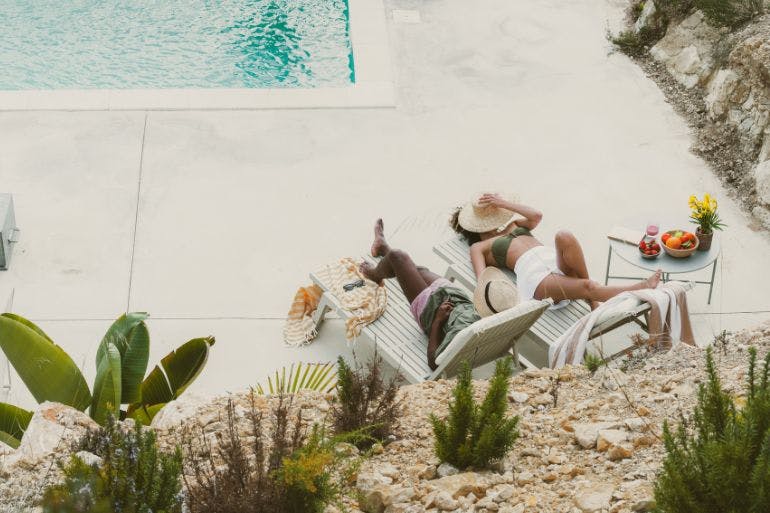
607 226 643 245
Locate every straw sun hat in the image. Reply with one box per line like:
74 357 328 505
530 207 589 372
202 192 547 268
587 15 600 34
457 194 519 233
473 267 519 317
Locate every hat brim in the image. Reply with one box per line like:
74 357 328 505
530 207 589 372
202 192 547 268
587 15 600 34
473 267 519 317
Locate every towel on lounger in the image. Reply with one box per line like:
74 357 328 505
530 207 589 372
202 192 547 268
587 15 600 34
283 284 324 346
548 281 695 368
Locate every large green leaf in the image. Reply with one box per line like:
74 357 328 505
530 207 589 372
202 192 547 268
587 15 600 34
97 312 150 404
128 336 215 422
0 314 91 410
90 342 122 426
0 402 32 449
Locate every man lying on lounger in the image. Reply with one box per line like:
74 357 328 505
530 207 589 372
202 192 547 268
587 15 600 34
360 219 518 370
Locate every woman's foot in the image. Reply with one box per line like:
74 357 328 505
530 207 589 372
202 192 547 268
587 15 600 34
641 270 662 290
359 261 383 285
371 218 390 257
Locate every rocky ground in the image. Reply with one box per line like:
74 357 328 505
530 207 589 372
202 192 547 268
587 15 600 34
2 322 770 513
617 5 770 231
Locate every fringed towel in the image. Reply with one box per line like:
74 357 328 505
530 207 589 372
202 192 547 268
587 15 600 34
283 258 387 345
549 281 695 368
283 284 323 346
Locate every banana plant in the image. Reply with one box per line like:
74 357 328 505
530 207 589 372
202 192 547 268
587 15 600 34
0 312 215 447
255 361 337 395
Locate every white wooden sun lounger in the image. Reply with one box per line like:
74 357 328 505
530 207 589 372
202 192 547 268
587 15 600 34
433 237 663 369
309 257 551 383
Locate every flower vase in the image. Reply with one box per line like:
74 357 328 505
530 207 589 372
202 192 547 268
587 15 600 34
696 228 713 251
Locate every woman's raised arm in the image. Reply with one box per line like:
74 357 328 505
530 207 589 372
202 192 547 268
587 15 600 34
478 193 542 230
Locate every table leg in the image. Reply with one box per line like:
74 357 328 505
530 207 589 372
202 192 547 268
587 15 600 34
707 259 717 305
604 246 612 286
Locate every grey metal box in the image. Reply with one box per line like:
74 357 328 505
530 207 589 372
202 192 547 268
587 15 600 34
0 194 20 270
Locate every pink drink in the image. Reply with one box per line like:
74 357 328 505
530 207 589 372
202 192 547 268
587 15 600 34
646 224 659 237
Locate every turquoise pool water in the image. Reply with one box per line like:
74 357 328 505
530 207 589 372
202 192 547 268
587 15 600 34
0 0 355 89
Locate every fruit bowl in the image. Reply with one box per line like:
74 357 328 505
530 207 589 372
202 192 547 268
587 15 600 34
661 230 699 258
638 239 661 259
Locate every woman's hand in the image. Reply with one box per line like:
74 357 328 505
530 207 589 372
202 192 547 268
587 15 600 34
478 193 508 209
435 300 454 325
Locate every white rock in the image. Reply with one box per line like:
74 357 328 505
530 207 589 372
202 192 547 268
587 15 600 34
705 69 739 119
509 391 529 403
753 205 770 230
597 430 630 452
754 160 770 206
150 392 211 430
4 402 97 469
573 422 619 449
436 462 459 478
650 11 720 88
634 0 657 33
575 483 615 512
74 451 102 467
432 491 459 511
357 471 394 493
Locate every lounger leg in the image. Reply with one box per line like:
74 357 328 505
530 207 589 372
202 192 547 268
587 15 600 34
311 293 332 329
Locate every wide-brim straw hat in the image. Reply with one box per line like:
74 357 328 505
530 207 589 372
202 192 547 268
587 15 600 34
473 267 519 317
457 193 519 233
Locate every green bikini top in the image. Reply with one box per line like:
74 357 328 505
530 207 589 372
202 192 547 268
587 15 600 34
491 226 532 267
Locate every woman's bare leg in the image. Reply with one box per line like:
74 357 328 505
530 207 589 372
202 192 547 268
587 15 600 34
360 220 430 303
535 271 661 304
554 230 590 279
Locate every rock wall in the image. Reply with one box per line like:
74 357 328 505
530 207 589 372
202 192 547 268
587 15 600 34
2 322 770 513
646 8 770 228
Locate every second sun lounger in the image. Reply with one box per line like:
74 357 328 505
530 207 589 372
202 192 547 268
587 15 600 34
433 237 659 368
309 257 551 383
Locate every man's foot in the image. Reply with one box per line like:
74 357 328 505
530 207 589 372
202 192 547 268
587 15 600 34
371 218 390 257
359 261 383 285
641 270 662 289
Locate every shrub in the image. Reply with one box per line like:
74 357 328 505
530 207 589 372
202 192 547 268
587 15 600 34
183 392 355 513
584 353 606 374
431 357 520 470
654 346 770 513
610 25 666 58
42 416 183 513
656 0 764 27
331 355 402 449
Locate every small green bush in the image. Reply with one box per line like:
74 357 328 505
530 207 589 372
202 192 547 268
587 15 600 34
654 346 770 513
431 357 520 470
331 354 402 449
584 353 606 374
610 25 666 57
656 0 764 27
42 416 182 513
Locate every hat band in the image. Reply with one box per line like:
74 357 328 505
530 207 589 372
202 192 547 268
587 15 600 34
484 282 499 314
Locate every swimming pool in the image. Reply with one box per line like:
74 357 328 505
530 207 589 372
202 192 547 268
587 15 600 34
0 0 355 89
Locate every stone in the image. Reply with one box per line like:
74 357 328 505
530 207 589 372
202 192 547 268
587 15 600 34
436 462 459 478
573 422 619 449
650 10 720 88
430 491 459 511
151 392 211 430
624 418 646 432
3 402 98 469
531 393 554 406
632 498 656 511
575 483 615 512
371 442 385 455
753 205 770 230
508 391 529 403
430 472 491 499
516 471 535 485
385 504 424 513
634 0 657 33
74 451 102 467
597 430 630 452
705 70 739 119
754 160 770 206
357 471 393 493
362 485 416 513
608 443 635 461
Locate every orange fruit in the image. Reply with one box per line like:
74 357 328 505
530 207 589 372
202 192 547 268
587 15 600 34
666 237 682 249
681 233 693 243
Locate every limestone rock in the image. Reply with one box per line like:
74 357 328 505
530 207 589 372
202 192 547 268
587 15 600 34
634 0 657 33
573 422 619 449
436 462 459 478
608 442 635 461
650 11 720 88
597 429 630 452
151 392 211 430
74 451 102 467
755 160 770 206
575 483 615 512
429 491 459 511
429 472 490 499
508 391 529 403
753 205 770 230
4 402 97 469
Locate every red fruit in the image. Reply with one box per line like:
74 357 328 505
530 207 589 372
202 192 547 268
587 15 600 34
639 242 646 250
662 233 671 244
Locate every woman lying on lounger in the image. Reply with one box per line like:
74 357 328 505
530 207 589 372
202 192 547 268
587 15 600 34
450 193 661 310
360 219 518 370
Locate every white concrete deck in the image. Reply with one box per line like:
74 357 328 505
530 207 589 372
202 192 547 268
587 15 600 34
2 0 770 409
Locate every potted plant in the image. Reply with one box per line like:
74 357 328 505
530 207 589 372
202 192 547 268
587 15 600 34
689 194 725 251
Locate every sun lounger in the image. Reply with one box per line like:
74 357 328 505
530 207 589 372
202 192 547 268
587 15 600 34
309 257 551 383
433 237 665 368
